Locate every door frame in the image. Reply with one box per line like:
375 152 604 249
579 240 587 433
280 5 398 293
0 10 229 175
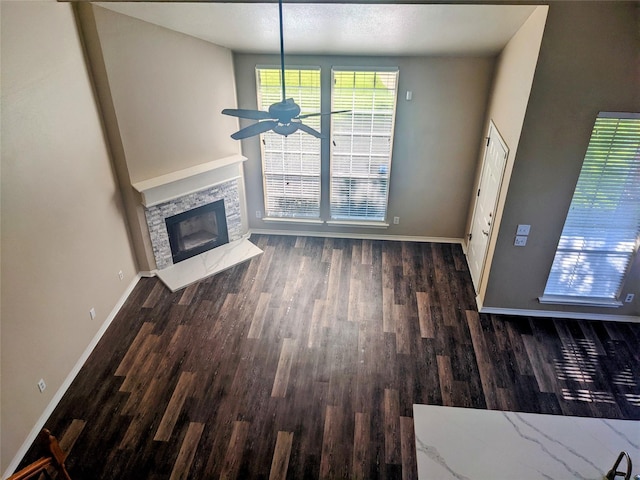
467 120 509 292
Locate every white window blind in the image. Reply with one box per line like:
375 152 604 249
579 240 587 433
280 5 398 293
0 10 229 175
257 67 321 219
542 113 640 303
330 68 399 222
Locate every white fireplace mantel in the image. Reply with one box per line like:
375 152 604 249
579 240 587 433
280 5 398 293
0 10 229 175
132 154 247 207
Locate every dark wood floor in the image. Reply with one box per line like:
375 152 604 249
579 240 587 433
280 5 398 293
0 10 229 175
19 235 640 479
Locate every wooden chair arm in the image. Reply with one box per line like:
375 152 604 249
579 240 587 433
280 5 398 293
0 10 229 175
6 429 71 480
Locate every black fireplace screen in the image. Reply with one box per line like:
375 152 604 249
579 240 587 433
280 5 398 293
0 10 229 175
165 200 229 264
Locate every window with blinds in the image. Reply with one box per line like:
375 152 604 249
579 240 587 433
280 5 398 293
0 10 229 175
257 67 321 219
542 112 640 305
330 68 399 222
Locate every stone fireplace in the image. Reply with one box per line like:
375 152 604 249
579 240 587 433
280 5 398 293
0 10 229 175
142 179 242 270
133 154 262 291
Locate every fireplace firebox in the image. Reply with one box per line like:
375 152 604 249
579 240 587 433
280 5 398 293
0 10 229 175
165 200 229 264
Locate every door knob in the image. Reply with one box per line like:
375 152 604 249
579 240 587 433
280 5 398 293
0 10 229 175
482 230 489 236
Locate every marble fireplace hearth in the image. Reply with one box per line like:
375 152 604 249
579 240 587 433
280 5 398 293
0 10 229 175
154 238 262 292
132 154 262 292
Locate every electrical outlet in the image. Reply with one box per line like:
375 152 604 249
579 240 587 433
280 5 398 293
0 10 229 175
89 308 96 320
256 210 262 219
393 216 400 225
625 293 635 303
516 224 531 236
37 379 46 393
118 270 124 281
514 236 528 247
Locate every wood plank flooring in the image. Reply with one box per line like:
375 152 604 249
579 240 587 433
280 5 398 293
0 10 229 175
17 235 640 479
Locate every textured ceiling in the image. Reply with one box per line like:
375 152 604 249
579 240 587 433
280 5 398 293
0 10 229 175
95 2 538 56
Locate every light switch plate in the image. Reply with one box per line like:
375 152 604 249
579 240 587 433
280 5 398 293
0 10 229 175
516 224 531 236
514 236 528 247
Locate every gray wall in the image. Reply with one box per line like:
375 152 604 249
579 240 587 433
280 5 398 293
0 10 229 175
234 53 495 240
470 6 548 300
1 2 138 472
483 1 640 317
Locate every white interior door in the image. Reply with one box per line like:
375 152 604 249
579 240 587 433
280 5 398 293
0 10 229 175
467 121 508 292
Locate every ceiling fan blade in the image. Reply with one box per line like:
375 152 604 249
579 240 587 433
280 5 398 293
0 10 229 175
222 108 273 120
296 122 325 139
231 120 279 140
297 110 350 120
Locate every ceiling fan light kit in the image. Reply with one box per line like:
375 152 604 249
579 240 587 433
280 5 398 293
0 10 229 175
222 0 347 140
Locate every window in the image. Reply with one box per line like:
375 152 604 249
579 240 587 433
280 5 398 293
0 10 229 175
257 67 321 219
330 68 399 223
541 112 640 306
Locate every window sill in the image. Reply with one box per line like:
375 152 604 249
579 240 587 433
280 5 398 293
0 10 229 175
262 217 324 225
326 220 389 229
538 295 623 308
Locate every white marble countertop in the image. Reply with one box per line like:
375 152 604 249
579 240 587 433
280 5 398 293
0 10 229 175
414 405 639 480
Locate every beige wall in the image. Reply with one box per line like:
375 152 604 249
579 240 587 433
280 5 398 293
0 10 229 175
469 6 548 301
235 54 494 240
90 6 240 182
483 1 640 317
82 6 241 270
0 2 138 473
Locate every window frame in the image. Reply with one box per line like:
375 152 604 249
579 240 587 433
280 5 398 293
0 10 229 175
540 112 640 307
328 66 399 226
256 65 323 222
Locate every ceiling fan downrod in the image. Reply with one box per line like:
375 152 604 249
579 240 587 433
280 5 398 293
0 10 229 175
221 0 347 140
279 0 286 103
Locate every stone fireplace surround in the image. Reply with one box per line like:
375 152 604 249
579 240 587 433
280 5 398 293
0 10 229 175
132 155 262 291
144 180 241 270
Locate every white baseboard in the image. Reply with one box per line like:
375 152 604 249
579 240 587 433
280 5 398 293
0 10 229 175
249 228 464 245
3 274 142 479
477 304 639 323
460 239 469 255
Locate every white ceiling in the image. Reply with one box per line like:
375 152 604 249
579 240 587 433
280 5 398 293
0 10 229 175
95 2 538 56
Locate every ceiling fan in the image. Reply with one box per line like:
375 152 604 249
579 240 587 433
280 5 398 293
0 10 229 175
222 0 347 140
